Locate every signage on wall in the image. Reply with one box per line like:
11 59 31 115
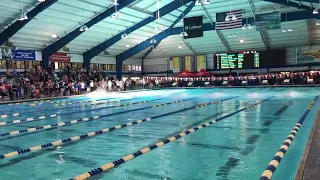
50 52 70 63
0 48 36 61
183 16 203 39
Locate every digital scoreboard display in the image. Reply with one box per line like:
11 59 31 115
215 52 259 69
214 49 285 69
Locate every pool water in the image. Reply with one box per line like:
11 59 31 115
0 87 319 180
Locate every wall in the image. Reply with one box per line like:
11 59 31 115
143 57 168 72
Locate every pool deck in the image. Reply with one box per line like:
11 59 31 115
295 109 320 180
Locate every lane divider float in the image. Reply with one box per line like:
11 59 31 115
0 96 237 160
259 94 319 180
0 98 163 128
0 97 142 119
70 96 274 180
0 98 194 138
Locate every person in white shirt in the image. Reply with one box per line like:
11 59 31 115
119 80 124 91
108 80 112 91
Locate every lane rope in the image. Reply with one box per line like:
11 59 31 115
259 93 320 180
0 97 125 118
0 98 159 127
70 96 275 180
0 96 237 160
0 98 195 138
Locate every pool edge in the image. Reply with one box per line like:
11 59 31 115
294 109 320 180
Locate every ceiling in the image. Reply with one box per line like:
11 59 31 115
0 0 319 60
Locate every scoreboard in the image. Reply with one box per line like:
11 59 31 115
214 49 285 69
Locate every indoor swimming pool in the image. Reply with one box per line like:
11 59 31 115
0 87 319 180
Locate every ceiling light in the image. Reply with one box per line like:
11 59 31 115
316 21 320 25
121 33 128 39
150 39 157 44
18 12 28 21
240 39 244 43
242 24 247 30
178 45 182 49
287 28 292 32
247 51 249 53
52 33 58 38
233 33 236 37
126 45 130 48
282 29 287 33
248 24 253 29
112 12 122 19
228 34 232 37
79 25 88 32
313 9 319 14
180 31 188 37
251 51 254 53
195 0 201 5
38 0 45 2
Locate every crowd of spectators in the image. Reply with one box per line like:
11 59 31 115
0 65 140 101
144 71 320 88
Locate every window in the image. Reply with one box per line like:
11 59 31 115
0 60 6 69
7 61 13 69
25 61 32 69
111 64 116 70
20 61 25 69
138 65 142 71
15 61 21 69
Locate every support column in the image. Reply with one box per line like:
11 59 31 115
41 52 50 70
116 58 123 80
83 54 91 72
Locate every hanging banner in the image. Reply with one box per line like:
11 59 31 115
50 52 70 63
256 11 281 31
1 48 36 60
184 16 203 39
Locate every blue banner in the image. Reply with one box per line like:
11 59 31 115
12 50 35 60
1 49 35 61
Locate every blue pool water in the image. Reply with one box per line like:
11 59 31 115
0 87 319 180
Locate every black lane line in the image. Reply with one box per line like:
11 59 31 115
216 101 293 180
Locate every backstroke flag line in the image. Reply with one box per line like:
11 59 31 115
216 10 243 30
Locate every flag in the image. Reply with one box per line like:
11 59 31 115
216 10 243 30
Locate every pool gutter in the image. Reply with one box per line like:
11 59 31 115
295 109 320 180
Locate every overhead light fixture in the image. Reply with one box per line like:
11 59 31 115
126 45 130 48
180 31 188 37
121 33 128 39
240 39 244 43
282 29 287 33
316 21 320 26
287 28 292 32
18 11 28 21
38 0 45 2
228 34 232 37
233 33 236 37
195 0 201 5
178 45 182 49
251 51 254 53
248 24 253 29
52 33 58 38
313 9 319 14
111 12 122 19
150 38 157 44
242 24 247 30
247 51 249 54
79 25 88 31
